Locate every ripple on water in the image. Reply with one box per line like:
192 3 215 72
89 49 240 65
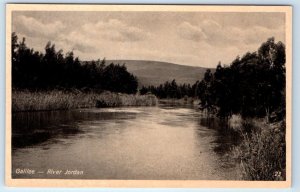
12 105 241 180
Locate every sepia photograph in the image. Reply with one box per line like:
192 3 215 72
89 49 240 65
5 4 292 188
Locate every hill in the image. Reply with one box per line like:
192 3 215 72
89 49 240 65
106 60 210 87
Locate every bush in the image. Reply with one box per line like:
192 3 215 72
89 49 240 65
233 120 286 180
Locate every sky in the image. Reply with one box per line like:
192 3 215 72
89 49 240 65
12 11 285 68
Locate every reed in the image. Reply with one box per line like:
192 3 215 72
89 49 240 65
232 119 286 180
12 90 158 112
95 92 158 107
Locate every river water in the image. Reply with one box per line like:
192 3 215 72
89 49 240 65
12 102 241 180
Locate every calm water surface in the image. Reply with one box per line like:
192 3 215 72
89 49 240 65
12 103 241 179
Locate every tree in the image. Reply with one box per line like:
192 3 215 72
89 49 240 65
257 37 286 121
198 37 286 120
11 33 139 94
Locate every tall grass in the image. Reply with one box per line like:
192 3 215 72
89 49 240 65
95 92 158 107
232 119 286 180
12 90 158 112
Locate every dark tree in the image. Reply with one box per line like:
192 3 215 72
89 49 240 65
11 33 138 94
196 37 286 120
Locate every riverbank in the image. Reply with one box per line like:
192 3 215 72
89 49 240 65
12 90 158 112
230 116 286 180
159 97 200 105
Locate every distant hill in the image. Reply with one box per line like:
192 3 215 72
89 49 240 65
106 60 211 87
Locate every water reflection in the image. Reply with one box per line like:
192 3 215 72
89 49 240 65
12 111 79 148
12 104 241 180
199 117 241 155
12 110 138 148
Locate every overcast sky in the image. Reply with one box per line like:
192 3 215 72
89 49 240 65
12 11 285 68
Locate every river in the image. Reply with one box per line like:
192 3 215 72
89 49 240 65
12 102 241 180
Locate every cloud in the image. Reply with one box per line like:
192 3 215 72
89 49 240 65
72 43 95 53
82 19 150 42
177 21 207 41
200 20 242 46
14 15 65 38
177 19 284 49
242 26 285 45
51 19 152 55
12 12 286 68
56 31 97 52
201 19 222 32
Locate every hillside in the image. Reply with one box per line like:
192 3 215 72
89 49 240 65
106 60 210 87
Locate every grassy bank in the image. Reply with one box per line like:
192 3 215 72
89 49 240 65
230 116 286 180
12 90 158 112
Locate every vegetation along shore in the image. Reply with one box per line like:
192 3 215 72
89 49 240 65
12 90 157 112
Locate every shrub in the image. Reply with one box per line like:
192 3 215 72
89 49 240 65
233 120 286 180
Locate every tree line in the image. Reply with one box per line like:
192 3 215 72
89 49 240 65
11 32 138 94
140 80 196 99
12 32 286 120
141 37 286 120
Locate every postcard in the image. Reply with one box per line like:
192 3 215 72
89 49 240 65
5 4 292 188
